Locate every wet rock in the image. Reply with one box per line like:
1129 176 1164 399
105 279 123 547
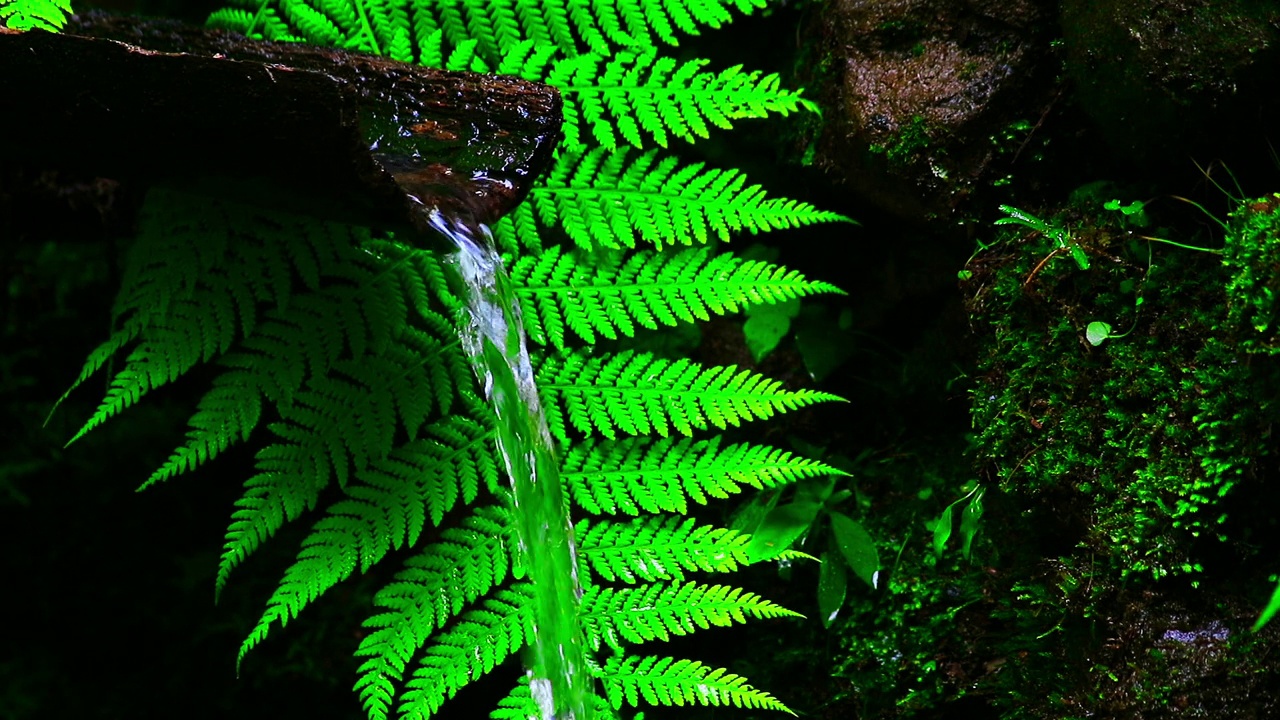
1061 0 1280 168
800 0 1053 224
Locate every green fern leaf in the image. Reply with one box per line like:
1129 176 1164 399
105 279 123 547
224 417 496 611
539 52 815 150
355 505 513 720
563 436 844 516
216 468 324 601
538 350 843 441
578 515 754 582
514 245 843 348
398 585 534 720
508 148 852 251
1 0 72 31
600 655 793 713
580 581 800 651
54 190 371 445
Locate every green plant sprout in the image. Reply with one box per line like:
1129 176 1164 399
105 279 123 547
995 204 1090 271
1104 197 1223 254
922 484 984 560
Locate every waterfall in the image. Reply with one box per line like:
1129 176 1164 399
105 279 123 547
425 207 594 720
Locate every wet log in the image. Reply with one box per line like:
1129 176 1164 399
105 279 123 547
0 12 562 233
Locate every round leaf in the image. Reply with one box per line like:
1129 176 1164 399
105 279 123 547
1086 321 1112 346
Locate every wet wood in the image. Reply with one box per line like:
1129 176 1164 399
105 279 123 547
0 12 562 232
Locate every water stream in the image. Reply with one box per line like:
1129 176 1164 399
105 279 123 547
423 207 594 720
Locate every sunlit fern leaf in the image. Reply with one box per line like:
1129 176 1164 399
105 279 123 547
562 436 845 516
355 505 513 720
536 52 816 150
224 416 496 613
0 0 72 30
513 246 844 348
398 585 534 720
600 655 792 713
578 515 754 583
580 581 801 652
513 148 853 251
206 0 768 63
279 0 343 44
538 350 843 442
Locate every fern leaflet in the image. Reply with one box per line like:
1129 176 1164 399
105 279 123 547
581 581 801 651
0 0 72 30
539 350 843 441
601 655 793 713
498 148 852 251
355 505 513 720
230 417 497 634
563 436 844 516
398 585 534 720
579 515 753 583
514 245 843 348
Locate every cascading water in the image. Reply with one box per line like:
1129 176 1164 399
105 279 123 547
424 207 594 720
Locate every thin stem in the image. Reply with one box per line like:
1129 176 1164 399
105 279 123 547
1136 234 1222 254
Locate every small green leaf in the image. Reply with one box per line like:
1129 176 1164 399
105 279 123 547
959 488 984 560
1069 244 1090 270
931 504 954 557
1254 578 1280 632
817 550 848 628
795 306 856 382
957 269 973 281
1086 321 1112 346
744 298 801 363
829 511 879 589
746 501 822 563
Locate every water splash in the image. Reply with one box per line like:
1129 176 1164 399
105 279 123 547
425 207 594 720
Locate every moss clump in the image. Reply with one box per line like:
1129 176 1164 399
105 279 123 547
966 198 1273 581
1223 193 1280 353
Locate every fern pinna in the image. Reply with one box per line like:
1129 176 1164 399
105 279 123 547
49 0 855 717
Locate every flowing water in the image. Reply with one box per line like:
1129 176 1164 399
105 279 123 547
423 207 594 720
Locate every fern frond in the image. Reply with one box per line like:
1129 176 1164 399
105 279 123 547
579 515 752 582
398 585 534 720
0 0 72 31
225 417 495 612
142 280 458 489
230 415 494 650
216 469 325 600
563 436 842 516
207 0 767 62
581 581 800 651
539 350 843 441
502 149 851 251
513 245 843 347
538 52 816 150
55 190 370 445
600 655 793 714
355 505 513 720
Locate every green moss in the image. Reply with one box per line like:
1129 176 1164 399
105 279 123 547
870 115 937 168
1224 193 1280 352
966 197 1273 581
